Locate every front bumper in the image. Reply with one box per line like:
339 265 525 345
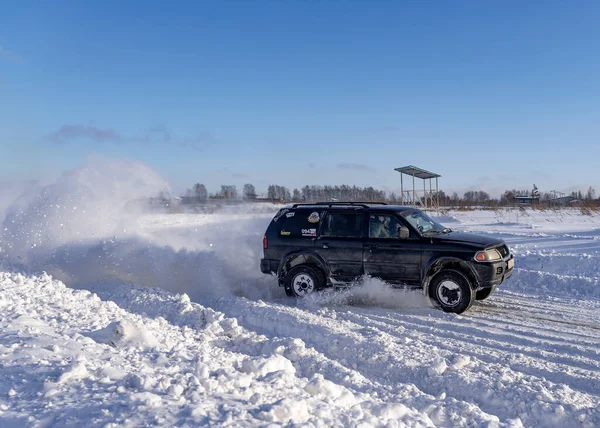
473 254 514 288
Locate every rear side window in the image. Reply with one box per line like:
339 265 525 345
278 210 323 238
321 212 363 238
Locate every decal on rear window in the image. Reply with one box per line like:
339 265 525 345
301 228 317 237
308 212 320 223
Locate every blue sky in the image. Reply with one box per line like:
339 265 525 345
1 0 599 197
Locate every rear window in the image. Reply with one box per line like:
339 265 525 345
278 210 323 238
321 212 363 238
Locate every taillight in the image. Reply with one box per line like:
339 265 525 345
263 234 268 249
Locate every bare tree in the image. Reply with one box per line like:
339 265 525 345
193 183 208 202
243 183 256 200
586 186 596 202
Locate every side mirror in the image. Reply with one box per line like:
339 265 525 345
398 226 410 240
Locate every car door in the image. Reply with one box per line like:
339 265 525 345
363 212 423 286
314 210 365 282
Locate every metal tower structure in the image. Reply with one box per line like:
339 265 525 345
394 165 441 213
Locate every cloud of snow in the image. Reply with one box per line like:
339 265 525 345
303 276 431 310
0 155 280 302
0 180 41 226
0 154 171 263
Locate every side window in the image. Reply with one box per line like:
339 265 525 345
278 210 322 238
321 212 363 238
369 214 400 239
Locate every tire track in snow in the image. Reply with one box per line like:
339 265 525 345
475 293 600 333
473 304 600 333
459 309 600 353
369 309 600 372
337 310 600 397
482 293 600 317
467 313 600 344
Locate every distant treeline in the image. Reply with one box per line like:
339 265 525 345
176 182 599 207
180 183 387 203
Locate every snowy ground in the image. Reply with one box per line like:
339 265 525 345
1 172 600 427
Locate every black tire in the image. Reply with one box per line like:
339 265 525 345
428 270 475 314
476 285 496 301
284 283 296 297
283 265 323 298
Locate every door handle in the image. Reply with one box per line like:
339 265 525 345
366 244 378 249
322 243 329 249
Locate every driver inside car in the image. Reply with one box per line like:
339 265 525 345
370 215 391 238
387 216 400 238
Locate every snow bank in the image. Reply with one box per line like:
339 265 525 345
87 319 161 349
304 374 356 407
0 270 443 426
240 354 296 378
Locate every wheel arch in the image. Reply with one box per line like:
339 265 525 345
423 257 479 295
277 250 329 286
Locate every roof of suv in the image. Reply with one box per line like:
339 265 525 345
283 202 417 213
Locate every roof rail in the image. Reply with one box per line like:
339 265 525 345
291 201 387 208
315 201 388 206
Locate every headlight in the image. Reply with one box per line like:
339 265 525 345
474 249 502 262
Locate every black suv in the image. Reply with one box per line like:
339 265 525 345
260 202 514 314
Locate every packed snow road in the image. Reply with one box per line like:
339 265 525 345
2 202 600 427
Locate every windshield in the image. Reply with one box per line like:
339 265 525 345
400 210 449 235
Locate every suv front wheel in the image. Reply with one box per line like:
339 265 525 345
283 265 323 298
428 270 475 314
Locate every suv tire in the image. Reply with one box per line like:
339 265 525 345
283 265 323 298
428 270 474 314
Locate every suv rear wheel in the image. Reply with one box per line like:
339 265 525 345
428 270 474 314
283 265 323 297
